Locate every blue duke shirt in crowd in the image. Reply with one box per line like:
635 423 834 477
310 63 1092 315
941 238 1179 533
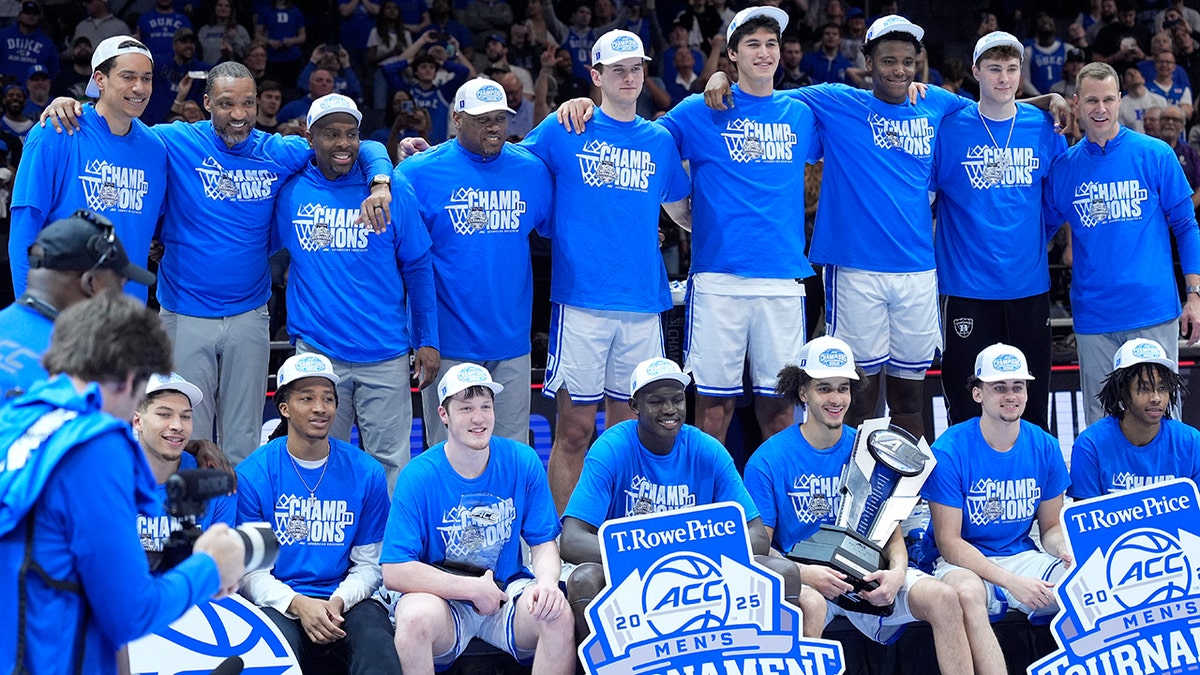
1043 126 1200 335
398 139 552 361
521 107 690 313
144 54 211 125
138 453 237 552
0 377 220 675
933 103 1066 299
923 418 1070 558
1068 416 1200 500
381 437 560 585
154 121 392 317
563 421 760 525
743 424 857 553
659 86 819 279
0 302 52 396
10 105 166 301
236 437 390 598
273 163 437 361
784 83 969 273
137 10 192 62
257 6 304 64
0 25 57 79
1024 40 1067 95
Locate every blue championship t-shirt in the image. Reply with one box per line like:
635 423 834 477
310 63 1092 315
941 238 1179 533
1070 416 1200 500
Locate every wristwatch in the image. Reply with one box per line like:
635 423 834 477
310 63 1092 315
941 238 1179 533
1188 284 1200 298
369 174 391 189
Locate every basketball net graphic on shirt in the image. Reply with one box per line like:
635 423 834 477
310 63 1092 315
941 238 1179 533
720 119 797 163
1071 181 1150 228
960 145 1040 190
575 139 656 191
293 203 332 251
195 156 279 202
868 113 933 156
271 493 357 546
445 187 527 235
623 475 697 516
79 159 151 212
965 478 1041 527
438 495 516 573
291 203 369 252
787 474 839 524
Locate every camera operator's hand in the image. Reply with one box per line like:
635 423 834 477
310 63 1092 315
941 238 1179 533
289 595 348 644
186 439 237 493
193 524 246 598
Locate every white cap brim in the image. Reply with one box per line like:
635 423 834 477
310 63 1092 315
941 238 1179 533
865 15 924 44
973 31 1024 64
726 6 789 41
145 375 203 407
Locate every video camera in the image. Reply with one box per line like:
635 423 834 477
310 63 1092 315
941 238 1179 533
157 468 280 574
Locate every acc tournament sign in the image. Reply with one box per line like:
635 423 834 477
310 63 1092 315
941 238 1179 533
1031 479 1200 675
580 502 845 675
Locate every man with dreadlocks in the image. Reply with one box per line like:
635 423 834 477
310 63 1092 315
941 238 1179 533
1069 338 1200 500
235 353 399 674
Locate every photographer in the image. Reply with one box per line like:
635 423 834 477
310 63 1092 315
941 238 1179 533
0 291 245 674
134 373 236 556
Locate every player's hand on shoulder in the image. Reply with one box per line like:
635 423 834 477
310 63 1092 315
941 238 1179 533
398 136 432 159
40 97 85 135
704 71 733 110
800 563 853 600
471 570 509 615
556 97 594 134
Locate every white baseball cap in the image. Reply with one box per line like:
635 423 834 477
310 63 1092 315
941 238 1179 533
438 363 504 402
795 336 859 380
726 6 789 42
278 353 341 388
629 358 691 397
1113 338 1177 372
973 30 1024 64
144 372 203 407
453 77 515 115
974 343 1035 382
865 14 924 44
307 93 362 129
592 29 650 66
87 35 153 98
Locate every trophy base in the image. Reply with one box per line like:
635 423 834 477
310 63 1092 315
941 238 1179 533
786 524 895 617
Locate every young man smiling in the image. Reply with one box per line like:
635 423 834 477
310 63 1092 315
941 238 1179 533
744 337 992 675
933 32 1067 430
924 344 1073 645
1069 338 1200 499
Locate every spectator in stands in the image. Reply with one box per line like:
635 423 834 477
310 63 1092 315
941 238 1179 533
475 33 532 94
73 0 128 50
497 70 534 138
672 0 720 51
1146 48 1192 117
934 32 1067 430
1077 0 1103 32
744 337 994 673
421 0 473 51
508 21 546 76
370 87 429 151
1022 13 1069 96
278 67 335 124
145 27 209 125
237 353 400 674
561 358 802 641
461 0 511 48
1086 0 1117 43
382 42 472 143
272 94 436 491
400 78 551 447
339 0 379 75
22 64 48 117
1117 64 1167 132
1143 104 1162 135
0 1 57 80
297 43 364 102
1155 105 1200 199
1050 48 1084 98
840 6 866 64
925 343 1073 627
1067 21 1092 60
52 36 93 99
135 373 235 556
521 0 557 54
775 34 809 89
1157 0 1200 34
367 0 410 108
913 47 942 85
621 0 658 64
801 22 852 84
541 45 588 109
663 43 701 105
1 86 30 141
382 364 573 675
662 22 703 86
1095 0 1150 73
256 0 306 87
1044 61 1200 425
397 0 428 35
135 0 191 64
0 213 152 397
197 0 251 64
243 38 269 80
255 78 282 131
1069 338 1200 499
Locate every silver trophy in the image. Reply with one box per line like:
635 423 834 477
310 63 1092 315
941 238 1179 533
787 417 936 616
